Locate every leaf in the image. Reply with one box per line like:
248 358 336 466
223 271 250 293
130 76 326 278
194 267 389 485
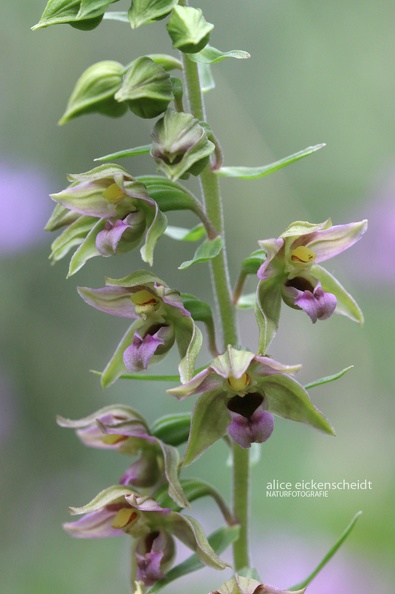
288 512 363 591
241 249 267 275
164 224 206 242
139 202 168 266
150 412 191 446
178 236 223 269
236 293 256 309
147 525 240 593
102 10 129 22
311 264 364 324
189 45 250 64
178 478 235 525
180 293 213 322
95 144 151 162
158 442 189 508
198 62 216 93
215 144 326 179
304 365 354 390
137 175 196 212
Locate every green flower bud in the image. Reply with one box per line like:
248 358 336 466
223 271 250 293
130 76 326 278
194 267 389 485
115 57 173 119
166 6 214 54
151 109 215 181
59 60 127 125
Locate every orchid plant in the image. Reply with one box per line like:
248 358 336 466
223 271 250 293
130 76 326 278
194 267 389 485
33 1 367 593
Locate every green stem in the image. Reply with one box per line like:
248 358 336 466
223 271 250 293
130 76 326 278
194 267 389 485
180 27 250 570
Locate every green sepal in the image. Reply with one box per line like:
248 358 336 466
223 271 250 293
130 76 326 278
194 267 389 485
288 511 362 592
137 176 196 212
241 249 267 275
311 264 364 324
115 56 173 119
215 144 325 179
157 441 190 508
150 412 191 446
32 0 118 30
147 525 240 594
164 224 206 242
45 203 80 232
128 0 178 29
167 6 213 54
95 144 152 162
188 45 250 64
49 215 96 262
105 269 164 287
162 513 228 570
67 218 106 276
176 317 203 383
254 278 282 353
101 320 143 387
304 365 354 390
138 199 168 265
69 484 134 515
178 236 223 269
262 374 335 435
59 60 127 125
183 391 230 466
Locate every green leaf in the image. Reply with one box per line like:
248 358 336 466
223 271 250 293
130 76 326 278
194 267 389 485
304 365 354 390
158 442 189 508
139 202 168 266
215 144 325 179
255 278 282 353
94 144 151 162
137 176 196 212
147 525 240 593
164 224 206 242
288 512 363 591
119 372 181 381
241 249 267 275
198 62 215 93
311 264 364 324
150 412 191 446
236 293 255 309
189 45 250 64
102 10 129 22
181 293 213 323
178 236 223 269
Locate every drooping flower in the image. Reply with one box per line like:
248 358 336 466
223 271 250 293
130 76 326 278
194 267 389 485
45 164 167 275
77 270 202 385
254 219 367 352
64 485 227 587
57 404 188 507
168 346 334 465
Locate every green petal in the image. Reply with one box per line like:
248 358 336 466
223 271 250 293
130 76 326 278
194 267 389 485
183 391 230 466
311 264 364 324
164 224 206 242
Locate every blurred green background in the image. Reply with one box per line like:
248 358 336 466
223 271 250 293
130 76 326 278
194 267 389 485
1 1 394 592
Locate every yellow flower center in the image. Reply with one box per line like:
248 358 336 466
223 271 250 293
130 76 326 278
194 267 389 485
131 289 160 317
102 183 126 204
228 373 250 392
290 245 316 264
112 508 138 529
102 434 127 445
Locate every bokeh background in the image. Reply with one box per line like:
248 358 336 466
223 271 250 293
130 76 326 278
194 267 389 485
1 0 394 592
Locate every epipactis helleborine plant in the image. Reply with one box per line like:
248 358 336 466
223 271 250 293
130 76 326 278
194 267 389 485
32 0 367 592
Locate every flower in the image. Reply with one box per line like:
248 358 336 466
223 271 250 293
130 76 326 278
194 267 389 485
64 485 227 586
57 404 189 507
77 270 202 385
168 346 334 465
46 164 167 274
255 219 367 352
210 575 306 594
